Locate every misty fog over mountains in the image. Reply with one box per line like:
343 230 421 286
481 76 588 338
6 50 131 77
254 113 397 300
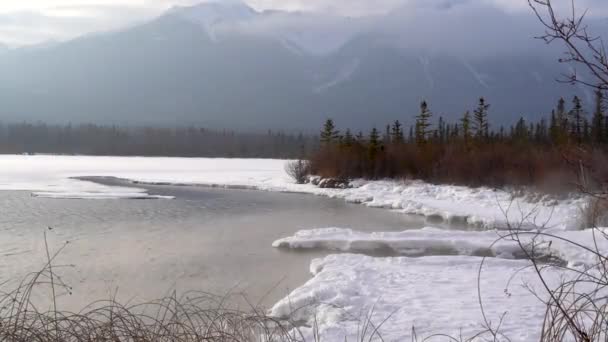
0 0 599 130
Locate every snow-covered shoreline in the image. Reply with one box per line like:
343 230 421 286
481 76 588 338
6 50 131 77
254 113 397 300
0 154 585 230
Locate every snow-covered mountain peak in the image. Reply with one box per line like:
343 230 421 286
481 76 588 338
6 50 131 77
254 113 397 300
169 1 257 23
167 1 258 40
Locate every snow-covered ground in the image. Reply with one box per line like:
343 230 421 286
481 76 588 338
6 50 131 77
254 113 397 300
270 227 607 340
271 254 557 341
0 154 599 341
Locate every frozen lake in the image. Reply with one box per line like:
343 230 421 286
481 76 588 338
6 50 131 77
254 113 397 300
0 179 425 310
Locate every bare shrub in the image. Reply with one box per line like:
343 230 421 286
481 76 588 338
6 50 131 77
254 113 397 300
581 196 608 229
285 160 310 184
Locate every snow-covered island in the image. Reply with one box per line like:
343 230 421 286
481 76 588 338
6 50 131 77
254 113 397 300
0 154 602 340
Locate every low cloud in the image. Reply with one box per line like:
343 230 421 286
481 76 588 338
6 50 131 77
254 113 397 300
0 0 606 47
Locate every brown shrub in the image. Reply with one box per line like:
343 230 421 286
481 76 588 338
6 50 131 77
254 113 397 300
308 141 606 193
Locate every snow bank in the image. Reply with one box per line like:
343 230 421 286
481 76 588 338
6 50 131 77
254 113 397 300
0 155 583 229
270 254 559 341
274 227 608 268
273 227 520 258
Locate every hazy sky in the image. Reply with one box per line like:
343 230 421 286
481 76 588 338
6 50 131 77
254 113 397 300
0 0 605 46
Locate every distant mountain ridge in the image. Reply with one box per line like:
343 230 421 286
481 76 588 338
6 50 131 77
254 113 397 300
0 1 589 130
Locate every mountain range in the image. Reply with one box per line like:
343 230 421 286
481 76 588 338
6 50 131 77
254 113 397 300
0 0 593 130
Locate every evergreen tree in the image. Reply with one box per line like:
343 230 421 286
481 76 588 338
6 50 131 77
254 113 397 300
342 129 354 147
473 97 490 140
592 89 605 144
461 111 472 146
438 116 446 144
569 96 585 144
415 101 432 145
556 97 567 126
514 117 528 143
549 99 569 145
356 131 365 143
368 127 381 159
320 119 340 145
390 120 404 144
549 110 559 144
384 125 391 145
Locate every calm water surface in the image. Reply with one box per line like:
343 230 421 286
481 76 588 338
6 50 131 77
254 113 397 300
0 180 425 309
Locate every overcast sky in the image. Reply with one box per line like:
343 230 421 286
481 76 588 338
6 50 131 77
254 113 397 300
0 0 605 46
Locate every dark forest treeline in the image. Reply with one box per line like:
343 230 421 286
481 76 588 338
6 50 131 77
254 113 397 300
0 123 317 158
310 94 608 192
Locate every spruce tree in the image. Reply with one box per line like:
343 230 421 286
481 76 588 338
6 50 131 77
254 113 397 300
384 125 391 145
592 89 605 144
438 116 446 144
556 97 567 126
408 126 414 143
390 120 404 144
320 119 340 145
461 111 472 146
473 97 490 141
356 131 365 143
553 98 569 145
368 127 381 159
569 96 585 144
415 101 432 145
514 117 528 143
549 110 559 144
343 129 354 147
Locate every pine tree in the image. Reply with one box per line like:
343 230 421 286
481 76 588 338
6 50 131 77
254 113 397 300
569 96 585 144
320 119 340 145
461 111 472 146
415 101 432 145
390 120 404 144
473 98 490 141
368 127 381 159
551 98 569 145
591 89 605 144
342 129 354 147
583 119 591 143
438 116 446 144
556 97 567 126
408 126 414 143
549 110 559 144
384 125 391 145
356 131 365 143
514 117 528 143
538 118 548 143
